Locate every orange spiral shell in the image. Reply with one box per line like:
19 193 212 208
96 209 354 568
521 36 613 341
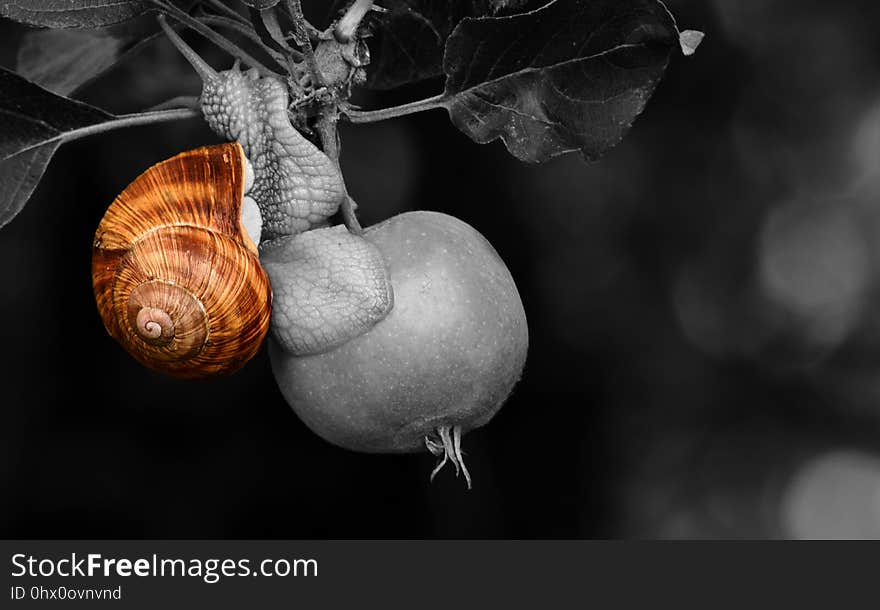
92 142 272 379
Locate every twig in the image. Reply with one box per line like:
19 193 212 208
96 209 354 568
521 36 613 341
150 0 284 78
334 0 374 42
343 94 448 123
315 109 362 234
197 14 289 64
147 95 201 111
284 0 324 88
264 5 304 78
54 108 201 150
203 0 249 24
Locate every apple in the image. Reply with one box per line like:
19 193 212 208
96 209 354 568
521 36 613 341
264 211 528 487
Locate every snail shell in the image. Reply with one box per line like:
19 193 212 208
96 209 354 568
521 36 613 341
92 142 272 379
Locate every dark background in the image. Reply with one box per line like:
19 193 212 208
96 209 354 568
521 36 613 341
4 0 880 539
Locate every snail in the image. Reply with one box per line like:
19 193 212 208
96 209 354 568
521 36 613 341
92 19 353 378
92 19 393 378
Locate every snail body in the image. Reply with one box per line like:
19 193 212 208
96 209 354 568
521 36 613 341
92 142 272 379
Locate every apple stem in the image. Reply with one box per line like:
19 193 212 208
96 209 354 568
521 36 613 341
441 427 460 477
428 443 448 482
425 425 472 489
453 425 472 489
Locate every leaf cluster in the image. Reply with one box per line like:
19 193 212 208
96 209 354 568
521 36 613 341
0 0 702 228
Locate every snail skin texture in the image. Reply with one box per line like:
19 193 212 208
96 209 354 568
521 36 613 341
92 142 272 379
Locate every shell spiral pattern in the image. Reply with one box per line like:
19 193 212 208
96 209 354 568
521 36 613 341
92 143 272 379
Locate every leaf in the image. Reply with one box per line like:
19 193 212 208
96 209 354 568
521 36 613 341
359 0 533 90
0 68 114 162
0 67 114 229
679 29 704 57
441 0 683 163
17 29 125 96
0 143 61 228
11 36 118 228
16 20 171 97
0 67 198 230
359 1 469 90
6 18 177 226
16 4 197 96
0 0 151 28
2 7 202 230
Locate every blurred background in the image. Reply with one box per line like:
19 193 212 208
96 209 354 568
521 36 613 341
3 0 880 539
